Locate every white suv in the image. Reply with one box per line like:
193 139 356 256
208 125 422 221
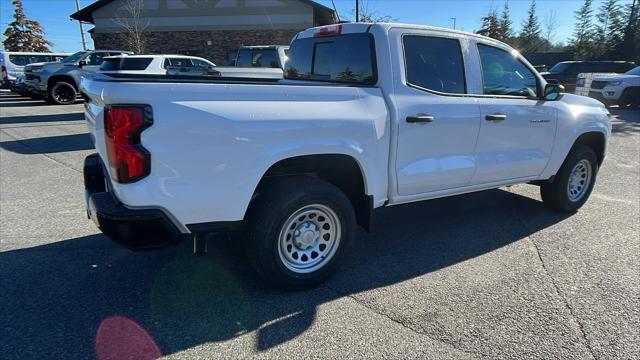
588 67 640 108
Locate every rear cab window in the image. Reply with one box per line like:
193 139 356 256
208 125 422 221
285 32 376 84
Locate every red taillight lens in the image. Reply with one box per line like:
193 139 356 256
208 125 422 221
314 24 342 37
104 106 152 183
1 65 7 81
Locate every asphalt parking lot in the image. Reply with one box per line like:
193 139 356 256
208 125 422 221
0 89 638 359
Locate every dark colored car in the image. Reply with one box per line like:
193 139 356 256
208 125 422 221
540 61 636 92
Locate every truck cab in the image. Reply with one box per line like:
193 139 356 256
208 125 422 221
81 23 610 289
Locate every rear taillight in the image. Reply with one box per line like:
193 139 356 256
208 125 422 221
1 65 7 81
104 106 152 183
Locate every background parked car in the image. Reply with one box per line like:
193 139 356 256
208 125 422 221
585 67 640 108
0 51 71 89
23 50 130 105
99 54 284 81
540 61 635 92
233 45 289 69
99 54 215 75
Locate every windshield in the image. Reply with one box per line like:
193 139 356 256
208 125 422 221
548 62 571 73
62 51 87 63
625 67 640 75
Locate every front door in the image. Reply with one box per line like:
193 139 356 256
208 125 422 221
393 32 481 195
470 43 556 185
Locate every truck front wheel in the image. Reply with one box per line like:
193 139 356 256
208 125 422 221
541 145 598 213
246 176 355 290
618 87 640 108
46 81 77 105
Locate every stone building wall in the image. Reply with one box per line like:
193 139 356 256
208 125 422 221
92 29 299 65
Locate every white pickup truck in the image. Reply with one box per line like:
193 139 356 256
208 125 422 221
82 23 611 289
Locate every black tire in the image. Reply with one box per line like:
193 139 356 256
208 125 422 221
541 145 598 213
47 81 77 105
246 176 356 290
618 87 640 108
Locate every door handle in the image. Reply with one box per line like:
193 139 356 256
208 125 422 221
406 114 435 123
485 114 507 121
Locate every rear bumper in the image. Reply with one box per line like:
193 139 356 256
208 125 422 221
84 153 185 250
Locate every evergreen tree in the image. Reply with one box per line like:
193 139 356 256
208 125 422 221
615 0 640 63
570 0 596 60
2 0 52 52
595 0 625 59
499 1 513 41
519 0 543 53
476 9 501 39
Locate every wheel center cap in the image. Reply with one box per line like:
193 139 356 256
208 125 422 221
294 223 318 249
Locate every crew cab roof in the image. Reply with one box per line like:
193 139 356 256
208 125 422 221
295 22 496 43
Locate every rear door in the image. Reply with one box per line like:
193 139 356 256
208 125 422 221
470 42 556 185
392 30 481 195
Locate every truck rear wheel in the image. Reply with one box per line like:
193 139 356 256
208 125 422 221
47 81 77 105
541 145 598 213
246 176 355 290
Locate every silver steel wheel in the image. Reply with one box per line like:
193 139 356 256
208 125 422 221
277 204 341 274
567 159 592 202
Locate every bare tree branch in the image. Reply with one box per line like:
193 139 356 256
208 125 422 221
543 9 559 49
113 0 149 54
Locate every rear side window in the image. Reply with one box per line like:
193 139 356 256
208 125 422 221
8 55 28 66
100 58 153 71
164 58 194 67
403 35 466 94
477 44 538 97
285 33 376 84
237 50 280 68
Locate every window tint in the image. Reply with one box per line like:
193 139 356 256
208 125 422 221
549 62 570 73
85 52 107 66
192 58 213 67
166 58 193 67
285 33 376 84
236 50 280 68
403 35 466 94
100 58 153 71
8 55 28 66
478 44 538 97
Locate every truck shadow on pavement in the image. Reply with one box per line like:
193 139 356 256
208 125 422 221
610 109 640 135
0 112 85 125
0 133 93 154
0 188 571 359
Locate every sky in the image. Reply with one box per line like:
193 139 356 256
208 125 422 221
0 0 634 53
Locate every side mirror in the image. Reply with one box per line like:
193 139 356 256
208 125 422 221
77 60 87 68
543 83 565 101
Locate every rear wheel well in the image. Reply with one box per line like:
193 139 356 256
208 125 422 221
573 132 606 166
251 154 372 231
48 75 76 90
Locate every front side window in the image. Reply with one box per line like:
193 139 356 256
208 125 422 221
403 35 466 94
85 52 107 66
285 33 376 84
477 44 538 97
192 58 214 67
